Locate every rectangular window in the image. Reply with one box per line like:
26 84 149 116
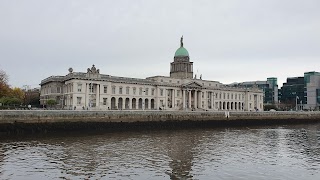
177 100 180 106
89 84 94 93
177 90 180 97
77 84 82 92
103 98 107 105
104 86 107 93
160 89 164 96
126 87 129 94
151 89 155 96
77 97 81 105
139 88 142 95
235 94 237 100
202 92 204 98
133 87 136 95
119 87 122 94
112 87 116 94
145 88 149 95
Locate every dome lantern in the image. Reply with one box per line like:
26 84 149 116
174 36 189 57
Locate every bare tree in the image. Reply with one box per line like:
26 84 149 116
0 69 10 98
0 69 8 85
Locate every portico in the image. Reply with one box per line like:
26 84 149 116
181 81 203 110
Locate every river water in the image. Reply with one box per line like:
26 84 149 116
0 123 320 180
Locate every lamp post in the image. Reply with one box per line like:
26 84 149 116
296 96 299 111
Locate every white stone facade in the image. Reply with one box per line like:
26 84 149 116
40 39 263 111
40 66 263 111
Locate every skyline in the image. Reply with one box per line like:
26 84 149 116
0 0 319 88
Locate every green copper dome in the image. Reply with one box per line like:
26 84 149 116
174 47 189 57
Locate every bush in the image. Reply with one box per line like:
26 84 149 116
264 104 278 111
0 97 22 106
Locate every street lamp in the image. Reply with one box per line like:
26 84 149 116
296 96 299 111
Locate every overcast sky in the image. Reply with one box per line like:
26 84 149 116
0 0 319 88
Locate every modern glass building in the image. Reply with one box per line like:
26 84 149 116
304 71 320 110
280 72 320 110
280 77 304 110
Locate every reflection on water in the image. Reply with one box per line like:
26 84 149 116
0 123 320 179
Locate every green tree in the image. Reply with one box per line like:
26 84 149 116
11 87 25 102
46 99 57 108
0 97 22 106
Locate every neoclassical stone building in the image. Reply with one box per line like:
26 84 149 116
40 37 264 111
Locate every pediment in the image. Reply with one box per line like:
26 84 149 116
182 81 203 89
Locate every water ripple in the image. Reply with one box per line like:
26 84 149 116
0 124 320 179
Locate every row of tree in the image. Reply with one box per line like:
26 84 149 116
0 69 36 107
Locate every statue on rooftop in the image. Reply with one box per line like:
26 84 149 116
180 36 183 47
87 64 100 74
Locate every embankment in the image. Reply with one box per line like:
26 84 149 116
0 110 320 134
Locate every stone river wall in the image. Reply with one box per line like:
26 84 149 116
1 110 320 133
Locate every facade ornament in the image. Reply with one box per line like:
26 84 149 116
68 67 73 73
87 64 100 74
252 83 259 90
86 64 101 78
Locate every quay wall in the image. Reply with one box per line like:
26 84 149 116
2 110 320 123
1 110 320 133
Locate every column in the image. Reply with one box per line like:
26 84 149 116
129 98 132 109
155 87 159 110
136 100 139 110
183 90 186 110
123 98 125 110
188 90 191 108
172 89 175 108
164 89 167 108
96 84 100 109
199 91 202 109
211 92 214 110
115 98 118 109
194 91 197 109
